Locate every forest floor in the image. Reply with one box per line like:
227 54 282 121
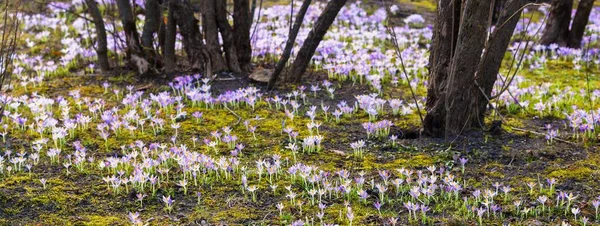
1 61 598 225
0 0 599 225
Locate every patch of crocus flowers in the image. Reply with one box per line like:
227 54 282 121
0 1 599 225
0 65 599 225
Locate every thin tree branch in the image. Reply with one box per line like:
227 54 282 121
380 0 424 126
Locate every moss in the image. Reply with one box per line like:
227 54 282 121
2 206 22 215
519 60 600 91
79 215 125 225
408 153 435 166
502 117 525 129
33 189 78 206
38 213 71 225
261 0 291 7
547 153 599 181
522 10 546 23
397 0 436 11
108 72 137 83
0 175 31 188
78 86 107 97
578 152 600 166
486 171 506 179
25 177 87 212
393 113 423 130
47 177 75 187
479 162 506 179
548 166 594 180
379 153 435 169
211 205 259 223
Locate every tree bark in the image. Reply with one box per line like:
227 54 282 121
444 0 492 139
250 0 257 23
473 0 527 127
142 0 163 68
163 1 177 72
450 0 462 57
116 0 151 74
85 0 110 71
234 0 253 72
423 0 533 138
491 0 507 24
216 0 242 73
141 0 161 51
158 10 167 56
288 0 347 83
202 0 227 72
539 0 573 46
267 0 312 89
423 0 459 137
172 0 211 74
567 0 595 48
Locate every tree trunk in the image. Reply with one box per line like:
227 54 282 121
85 0 110 71
216 0 242 73
444 0 492 139
540 0 573 46
567 0 595 48
473 0 527 127
288 0 347 83
267 0 312 89
450 0 462 56
163 1 177 72
491 0 507 24
424 0 526 139
141 0 161 51
158 11 167 56
234 0 253 72
116 0 151 74
142 0 163 68
172 0 211 74
202 0 227 72
250 0 257 23
423 0 459 137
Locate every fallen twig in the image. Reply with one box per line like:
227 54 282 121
224 104 242 126
510 127 576 145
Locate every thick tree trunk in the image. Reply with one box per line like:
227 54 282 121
491 0 507 24
424 0 526 139
540 0 573 46
142 0 162 68
158 12 167 55
473 0 527 127
141 0 161 51
423 0 459 137
172 0 211 74
267 0 312 89
85 0 110 71
216 0 242 73
450 0 462 56
288 0 347 83
234 0 253 72
163 1 177 72
202 0 227 72
444 0 492 139
116 0 151 74
251 0 257 20
567 0 595 48
107 3 123 68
